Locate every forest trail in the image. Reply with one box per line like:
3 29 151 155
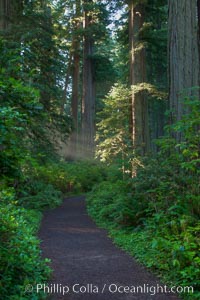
39 196 179 300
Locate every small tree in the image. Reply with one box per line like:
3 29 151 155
96 84 132 175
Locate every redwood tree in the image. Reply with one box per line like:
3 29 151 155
81 0 95 157
70 0 81 156
168 0 200 141
0 0 22 31
128 0 150 155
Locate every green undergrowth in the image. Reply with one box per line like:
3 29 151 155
87 177 200 300
0 158 109 299
109 225 199 299
1 97 199 299
29 159 109 194
0 188 51 300
87 99 200 300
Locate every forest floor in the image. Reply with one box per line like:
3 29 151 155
39 196 179 300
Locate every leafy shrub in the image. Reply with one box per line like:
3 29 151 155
0 65 42 179
87 180 135 227
0 200 51 300
87 176 200 299
109 217 200 300
18 181 62 210
0 107 26 178
23 159 108 194
87 99 200 299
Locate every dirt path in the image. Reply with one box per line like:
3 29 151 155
39 196 179 300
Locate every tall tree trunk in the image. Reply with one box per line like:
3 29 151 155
81 0 95 158
198 0 200 65
71 46 80 153
129 1 150 155
0 0 22 31
70 0 81 156
168 0 200 141
198 0 200 37
60 52 73 115
0 0 8 30
39 4 54 110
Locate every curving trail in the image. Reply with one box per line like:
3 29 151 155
39 196 179 300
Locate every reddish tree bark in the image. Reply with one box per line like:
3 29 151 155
81 0 95 158
129 0 150 155
168 0 199 141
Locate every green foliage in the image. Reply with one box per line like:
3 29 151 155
0 191 51 300
108 222 200 300
0 156 111 299
87 180 134 227
87 175 200 299
96 84 132 169
92 54 117 82
169 98 199 173
87 99 200 299
0 159 64 299
0 6 72 158
18 182 62 210
0 48 44 176
0 51 59 178
0 107 25 177
131 82 167 99
29 160 108 194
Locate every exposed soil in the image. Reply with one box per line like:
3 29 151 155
39 196 179 300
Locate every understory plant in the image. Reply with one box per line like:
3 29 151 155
87 98 200 299
0 189 51 300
